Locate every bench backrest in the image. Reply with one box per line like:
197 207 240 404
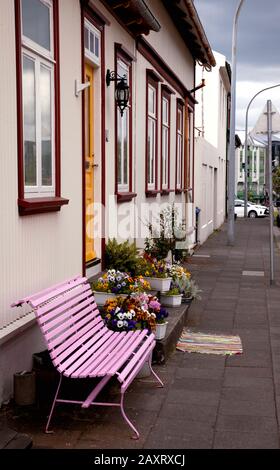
13 276 106 371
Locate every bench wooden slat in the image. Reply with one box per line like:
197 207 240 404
40 297 99 333
118 333 155 383
53 322 107 364
45 303 98 342
95 329 148 376
50 316 104 359
62 330 121 376
37 284 92 319
28 277 88 308
57 325 113 370
48 314 100 350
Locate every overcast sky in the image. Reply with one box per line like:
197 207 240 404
194 0 280 140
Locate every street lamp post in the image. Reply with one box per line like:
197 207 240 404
244 83 280 216
228 0 245 246
266 99 274 285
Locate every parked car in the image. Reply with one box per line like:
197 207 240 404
234 199 268 218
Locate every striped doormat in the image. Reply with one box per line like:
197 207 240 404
177 329 243 356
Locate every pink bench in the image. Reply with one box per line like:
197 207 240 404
12 275 163 438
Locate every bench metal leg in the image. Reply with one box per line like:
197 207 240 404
148 355 164 388
45 374 62 434
120 392 139 440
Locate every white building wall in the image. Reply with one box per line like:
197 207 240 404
0 0 83 403
194 51 229 244
94 0 195 248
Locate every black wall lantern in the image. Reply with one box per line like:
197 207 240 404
106 69 130 117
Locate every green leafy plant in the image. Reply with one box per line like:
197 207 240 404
144 204 186 261
105 238 139 275
164 287 180 296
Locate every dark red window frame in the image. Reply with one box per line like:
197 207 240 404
114 44 136 203
160 85 174 194
175 98 184 193
145 70 162 197
14 0 68 215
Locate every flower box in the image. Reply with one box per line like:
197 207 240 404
160 293 182 307
143 277 171 292
155 321 168 340
182 295 193 304
93 291 116 306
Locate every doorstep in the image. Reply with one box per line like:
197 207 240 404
152 303 190 364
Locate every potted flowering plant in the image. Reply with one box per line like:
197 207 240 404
91 270 152 306
172 274 202 303
133 294 169 340
102 295 157 332
137 255 172 292
160 287 182 307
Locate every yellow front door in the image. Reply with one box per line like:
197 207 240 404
84 63 96 263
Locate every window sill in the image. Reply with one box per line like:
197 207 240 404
117 192 137 203
145 190 160 198
18 197 69 216
160 189 173 195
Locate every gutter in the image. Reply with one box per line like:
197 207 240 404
184 0 216 69
130 0 161 32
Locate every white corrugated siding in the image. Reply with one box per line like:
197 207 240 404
0 0 83 329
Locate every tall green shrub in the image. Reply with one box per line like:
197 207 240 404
105 238 139 274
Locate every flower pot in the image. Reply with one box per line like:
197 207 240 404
182 296 193 304
14 371 36 406
143 277 171 292
93 291 116 306
160 293 182 307
155 321 168 340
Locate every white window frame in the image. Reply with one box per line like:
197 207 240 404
21 0 55 197
117 58 130 193
161 96 169 190
176 107 184 190
84 19 101 66
21 0 54 62
147 84 157 191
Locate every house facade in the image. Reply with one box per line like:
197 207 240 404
194 51 230 244
0 0 214 404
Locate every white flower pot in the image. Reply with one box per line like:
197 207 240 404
93 291 116 306
155 321 168 340
160 293 182 307
143 277 171 292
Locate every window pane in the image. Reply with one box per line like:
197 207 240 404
41 65 52 186
84 26 89 50
95 36 99 58
117 109 122 185
22 0 51 51
90 32 94 54
148 118 155 185
148 86 155 115
23 55 36 186
123 110 128 185
162 127 168 186
162 98 168 124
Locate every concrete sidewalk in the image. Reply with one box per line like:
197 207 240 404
2 218 280 449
